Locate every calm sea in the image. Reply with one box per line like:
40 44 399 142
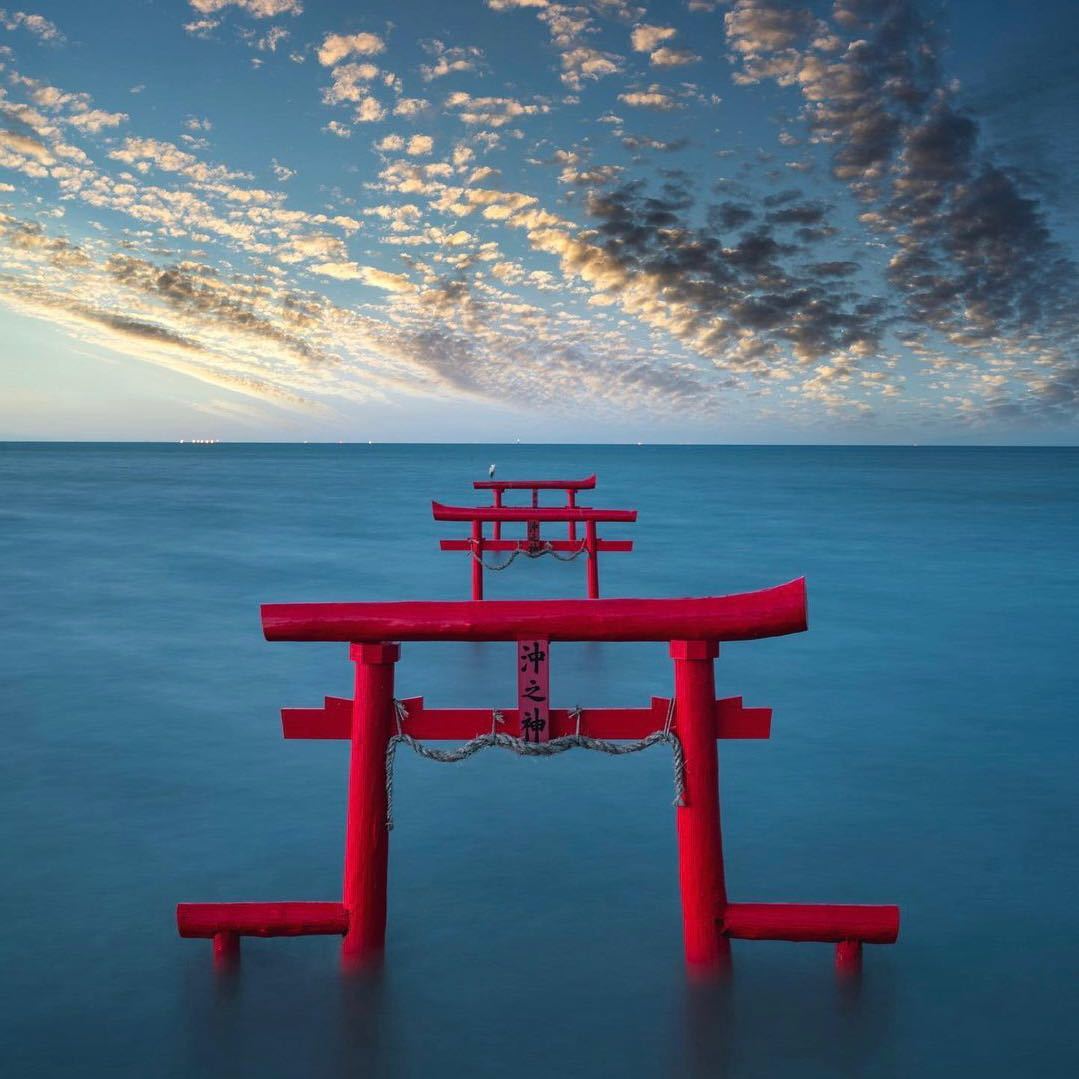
2 443 1077 1077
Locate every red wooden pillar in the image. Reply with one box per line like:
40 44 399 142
585 519 599 599
493 489 502 540
527 488 541 554
670 640 731 973
836 940 862 977
342 642 400 968
471 519 483 601
567 489 577 542
213 931 240 969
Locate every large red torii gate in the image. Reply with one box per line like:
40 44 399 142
177 578 899 976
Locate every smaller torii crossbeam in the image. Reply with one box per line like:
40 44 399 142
177 580 900 977
434 474 636 599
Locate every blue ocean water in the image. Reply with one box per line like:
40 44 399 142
1 443 1077 1078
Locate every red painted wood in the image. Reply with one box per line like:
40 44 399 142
474 475 597 491
671 640 730 971
177 902 349 938
440 539 634 552
715 697 772 738
835 939 863 975
282 695 771 741
262 578 808 643
720 903 900 944
567 489 577 542
342 642 399 966
585 519 599 599
517 638 550 742
470 519 483 601
433 502 636 523
213 932 240 965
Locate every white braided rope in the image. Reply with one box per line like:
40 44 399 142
468 537 588 571
385 700 686 830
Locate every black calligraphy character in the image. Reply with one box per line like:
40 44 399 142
522 679 546 703
520 641 546 674
521 709 547 743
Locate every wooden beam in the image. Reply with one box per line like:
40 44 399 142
474 474 597 491
262 578 808 643
281 696 771 741
720 903 899 944
177 902 349 938
439 538 634 553
432 501 636 523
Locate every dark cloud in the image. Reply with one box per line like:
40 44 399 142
724 0 1079 416
581 175 885 369
104 254 334 367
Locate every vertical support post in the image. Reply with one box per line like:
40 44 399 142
342 641 400 969
493 488 502 541
585 519 599 599
567 489 577 542
527 487 541 554
670 640 730 974
471 519 483 601
213 932 240 968
835 940 862 977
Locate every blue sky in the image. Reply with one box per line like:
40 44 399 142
1 0 1077 442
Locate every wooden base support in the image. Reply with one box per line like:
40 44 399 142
835 939 863 976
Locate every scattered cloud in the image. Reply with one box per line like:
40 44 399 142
0 8 63 42
618 87 682 110
317 31 386 67
420 39 485 81
188 1 302 17
444 92 549 127
630 25 676 53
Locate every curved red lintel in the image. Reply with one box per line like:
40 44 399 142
473 474 597 491
432 500 636 523
261 577 807 643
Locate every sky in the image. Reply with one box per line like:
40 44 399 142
0 0 1077 443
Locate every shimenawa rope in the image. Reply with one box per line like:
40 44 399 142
384 697 686 830
468 537 589 571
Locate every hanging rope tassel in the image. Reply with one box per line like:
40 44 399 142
385 700 685 830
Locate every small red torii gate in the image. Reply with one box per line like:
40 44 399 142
434 500 636 600
177 579 899 976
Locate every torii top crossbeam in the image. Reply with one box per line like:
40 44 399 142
473 473 597 494
261 578 807 642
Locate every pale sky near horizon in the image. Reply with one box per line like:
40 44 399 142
1 0 1077 443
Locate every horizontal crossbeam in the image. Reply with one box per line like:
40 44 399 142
177 902 348 938
432 501 636 524
439 538 634 553
281 695 771 741
262 578 808 643
720 902 899 944
474 474 596 491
